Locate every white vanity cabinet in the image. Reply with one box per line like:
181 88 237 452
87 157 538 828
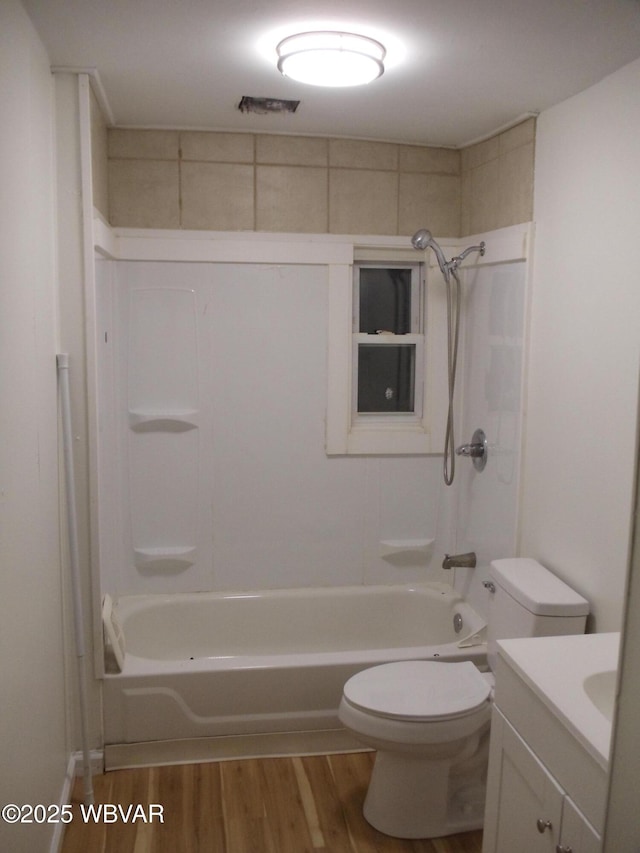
482 635 614 853
483 708 600 852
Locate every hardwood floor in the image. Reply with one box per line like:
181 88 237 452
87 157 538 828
62 752 483 853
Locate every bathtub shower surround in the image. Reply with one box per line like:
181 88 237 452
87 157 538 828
93 224 530 763
95 226 529 603
103 583 487 768
96 252 447 598
452 257 528 612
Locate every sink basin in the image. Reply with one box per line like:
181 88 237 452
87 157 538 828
498 632 620 768
583 670 617 721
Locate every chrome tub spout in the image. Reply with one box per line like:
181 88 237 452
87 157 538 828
442 552 477 570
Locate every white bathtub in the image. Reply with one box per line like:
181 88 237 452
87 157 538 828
103 583 487 769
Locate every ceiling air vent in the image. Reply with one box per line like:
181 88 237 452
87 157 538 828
238 96 300 115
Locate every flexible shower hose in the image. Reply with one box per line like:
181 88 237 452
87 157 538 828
443 268 462 485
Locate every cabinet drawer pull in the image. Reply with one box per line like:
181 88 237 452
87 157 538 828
536 818 552 833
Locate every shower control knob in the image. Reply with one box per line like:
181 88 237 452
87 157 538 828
456 442 485 458
455 428 488 471
536 818 552 833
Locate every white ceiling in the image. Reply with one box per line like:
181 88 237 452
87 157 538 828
23 0 640 147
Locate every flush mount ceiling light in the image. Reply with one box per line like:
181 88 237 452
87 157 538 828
276 31 386 87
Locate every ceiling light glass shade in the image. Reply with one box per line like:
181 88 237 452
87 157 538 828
276 31 386 87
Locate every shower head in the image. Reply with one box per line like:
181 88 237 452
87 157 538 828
411 228 449 276
410 228 433 250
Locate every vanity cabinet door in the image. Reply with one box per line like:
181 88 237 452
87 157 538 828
559 797 601 853
483 708 563 852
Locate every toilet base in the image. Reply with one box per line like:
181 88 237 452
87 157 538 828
363 740 488 839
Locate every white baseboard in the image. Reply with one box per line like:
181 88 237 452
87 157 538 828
72 749 104 777
49 750 104 853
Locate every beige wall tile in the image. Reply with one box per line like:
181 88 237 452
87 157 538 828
399 146 460 175
498 141 535 226
329 139 398 170
90 88 109 219
181 162 254 230
399 173 461 237
108 128 179 160
256 135 328 166
461 118 536 235
181 131 254 163
499 117 536 155
105 126 534 237
109 160 180 228
329 170 398 234
256 165 327 232
466 158 500 235
460 171 472 236
460 135 499 173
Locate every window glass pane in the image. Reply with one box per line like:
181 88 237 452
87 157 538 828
359 268 412 334
357 344 415 412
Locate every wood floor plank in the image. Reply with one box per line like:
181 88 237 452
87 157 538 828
224 815 277 853
154 764 196 853
327 752 417 853
64 772 110 853
220 758 278 853
299 754 362 852
303 753 370 853
291 757 326 848
429 835 483 853
220 758 267 821
61 753 484 853
258 756 316 853
189 763 227 851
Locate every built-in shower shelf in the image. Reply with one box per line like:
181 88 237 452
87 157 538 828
379 538 435 560
134 546 196 570
128 410 199 432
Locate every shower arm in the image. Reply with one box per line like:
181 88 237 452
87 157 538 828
447 241 486 272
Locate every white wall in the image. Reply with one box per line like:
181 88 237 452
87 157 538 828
604 387 640 848
0 2 69 851
54 71 104 743
520 58 640 631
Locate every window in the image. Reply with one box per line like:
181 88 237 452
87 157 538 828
352 262 424 420
326 247 441 455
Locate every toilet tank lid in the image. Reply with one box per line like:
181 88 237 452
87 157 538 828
489 558 589 616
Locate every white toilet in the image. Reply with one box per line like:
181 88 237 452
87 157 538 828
338 558 589 839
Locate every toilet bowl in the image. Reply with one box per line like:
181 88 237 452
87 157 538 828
339 660 492 838
338 558 590 839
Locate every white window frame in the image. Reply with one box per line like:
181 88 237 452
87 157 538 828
351 260 425 424
326 244 449 455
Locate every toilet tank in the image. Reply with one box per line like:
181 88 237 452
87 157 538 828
487 558 589 670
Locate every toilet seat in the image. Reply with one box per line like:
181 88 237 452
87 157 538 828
343 661 490 722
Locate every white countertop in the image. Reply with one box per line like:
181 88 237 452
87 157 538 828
497 632 620 769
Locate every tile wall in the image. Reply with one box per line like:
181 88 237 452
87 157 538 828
461 118 535 235
92 91 534 238
105 128 462 236
90 87 109 217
